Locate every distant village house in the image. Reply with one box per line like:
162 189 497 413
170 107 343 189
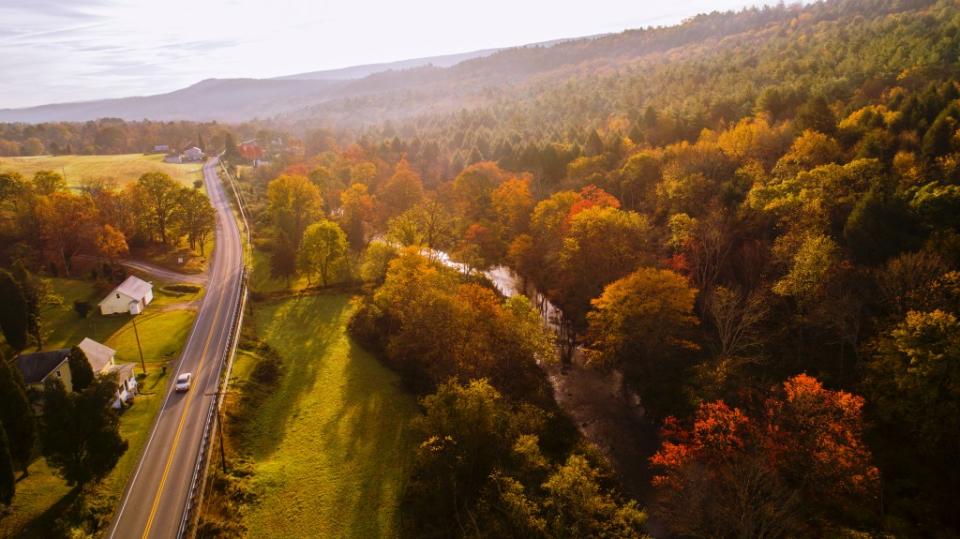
182 146 204 162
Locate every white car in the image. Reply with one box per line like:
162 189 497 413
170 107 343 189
175 372 193 392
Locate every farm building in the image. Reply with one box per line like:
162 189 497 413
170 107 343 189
99 275 154 315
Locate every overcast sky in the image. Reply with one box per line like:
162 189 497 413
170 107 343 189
0 0 784 109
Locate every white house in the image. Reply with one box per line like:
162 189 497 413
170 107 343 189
77 337 138 409
99 275 154 315
182 146 204 162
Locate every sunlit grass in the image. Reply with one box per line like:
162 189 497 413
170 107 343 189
240 294 416 538
150 283 204 307
106 310 197 364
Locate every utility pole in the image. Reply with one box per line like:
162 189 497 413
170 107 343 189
217 407 227 474
131 313 146 374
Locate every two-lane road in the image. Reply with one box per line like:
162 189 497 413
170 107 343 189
109 157 243 539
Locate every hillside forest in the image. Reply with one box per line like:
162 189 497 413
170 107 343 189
2 0 960 537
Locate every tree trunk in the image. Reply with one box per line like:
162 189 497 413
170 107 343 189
60 247 71 278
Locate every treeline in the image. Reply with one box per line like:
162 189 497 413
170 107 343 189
0 118 296 157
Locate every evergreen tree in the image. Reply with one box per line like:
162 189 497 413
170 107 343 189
467 147 483 165
67 346 94 392
922 110 956 162
223 132 239 161
0 423 14 506
12 261 43 349
585 129 604 156
41 378 127 486
0 354 36 475
0 269 29 350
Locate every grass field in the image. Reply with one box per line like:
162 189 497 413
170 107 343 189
39 278 199 364
149 283 204 307
0 153 204 189
248 249 310 294
106 310 197 364
235 294 416 538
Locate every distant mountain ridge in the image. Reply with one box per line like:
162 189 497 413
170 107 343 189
274 48 502 81
0 2 913 125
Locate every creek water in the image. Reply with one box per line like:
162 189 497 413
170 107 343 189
441 257 657 499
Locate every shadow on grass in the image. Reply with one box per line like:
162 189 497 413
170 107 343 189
244 295 350 460
239 293 417 537
7 486 80 539
318 339 415 538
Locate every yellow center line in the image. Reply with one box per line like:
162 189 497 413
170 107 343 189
140 177 232 538
140 280 227 539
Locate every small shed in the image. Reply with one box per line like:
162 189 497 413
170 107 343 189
99 275 154 315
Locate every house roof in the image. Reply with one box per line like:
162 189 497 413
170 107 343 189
100 275 152 305
15 349 69 384
77 337 115 373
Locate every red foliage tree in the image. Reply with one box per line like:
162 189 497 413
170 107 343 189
651 374 879 536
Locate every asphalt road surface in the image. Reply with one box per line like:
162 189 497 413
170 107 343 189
108 157 243 539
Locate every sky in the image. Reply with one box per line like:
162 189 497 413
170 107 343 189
0 0 785 109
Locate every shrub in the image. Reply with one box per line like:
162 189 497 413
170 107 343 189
163 284 201 295
73 300 92 319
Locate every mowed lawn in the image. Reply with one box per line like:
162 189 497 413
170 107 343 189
0 153 203 189
243 295 417 538
106 310 197 364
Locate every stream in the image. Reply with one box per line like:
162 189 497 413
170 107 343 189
438 254 658 499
